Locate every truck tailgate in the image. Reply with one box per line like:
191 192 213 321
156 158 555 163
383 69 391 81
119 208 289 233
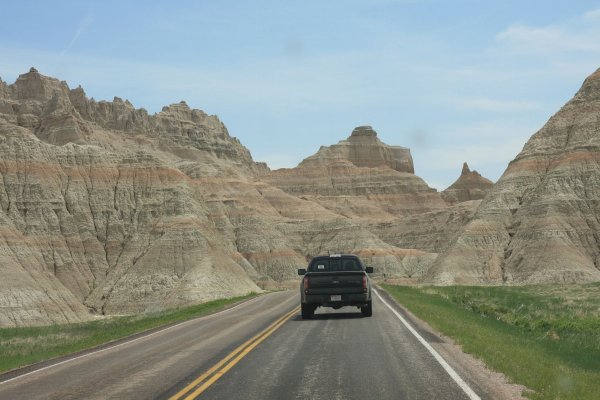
306 272 364 294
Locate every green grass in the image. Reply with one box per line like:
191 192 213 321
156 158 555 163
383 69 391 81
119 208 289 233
0 292 259 373
381 283 600 400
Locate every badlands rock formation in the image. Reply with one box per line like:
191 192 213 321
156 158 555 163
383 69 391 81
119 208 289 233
263 126 446 217
263 126 482 276
442 162 493 204
0 68 269 326
427 68 600 284
0 68 491 326
299 125 415 173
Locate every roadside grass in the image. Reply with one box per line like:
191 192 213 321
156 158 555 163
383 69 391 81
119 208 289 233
381 283 600 400
0 292 259 374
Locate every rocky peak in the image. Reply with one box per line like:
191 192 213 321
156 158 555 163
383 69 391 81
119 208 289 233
263 125 446 216
158 101 208 123
161 100 190 113
298 126 415 173
68 85 88 113
0 78 8 99
11 67 70 103
0 68 266 175
576 67 600 100
518 67 600 159
441 162 493 205
461 162 470 175
349 125 378 139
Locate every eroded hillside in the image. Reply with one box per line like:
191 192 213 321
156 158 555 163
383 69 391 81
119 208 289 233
0 69 485 326
427 68 600 284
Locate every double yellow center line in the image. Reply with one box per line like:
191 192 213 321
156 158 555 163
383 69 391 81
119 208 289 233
169 306 299 400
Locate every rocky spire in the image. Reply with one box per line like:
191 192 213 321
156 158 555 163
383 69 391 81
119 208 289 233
461 162 470 175
441 162 493 204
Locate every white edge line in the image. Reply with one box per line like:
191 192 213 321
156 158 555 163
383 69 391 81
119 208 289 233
0 293 267 386
374 289 481 400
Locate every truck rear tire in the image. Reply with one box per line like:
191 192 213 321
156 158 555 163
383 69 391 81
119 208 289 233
361 302 372 317
301 303 314 319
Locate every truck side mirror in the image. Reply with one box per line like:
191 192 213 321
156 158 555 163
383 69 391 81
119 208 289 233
298 268 306 275
365 267 374 274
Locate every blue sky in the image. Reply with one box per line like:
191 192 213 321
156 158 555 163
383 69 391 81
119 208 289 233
1 1 600 189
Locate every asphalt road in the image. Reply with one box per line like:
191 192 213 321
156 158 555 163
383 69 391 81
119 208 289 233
0 289 487 400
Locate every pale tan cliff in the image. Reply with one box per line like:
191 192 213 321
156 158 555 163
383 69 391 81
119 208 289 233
263 126 446 217
427 68 600 285
367 200 480 254
299 126 414 173
0 124 264 326
0 69 269 326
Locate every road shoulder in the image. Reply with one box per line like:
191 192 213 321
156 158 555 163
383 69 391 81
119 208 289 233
375 286 528 400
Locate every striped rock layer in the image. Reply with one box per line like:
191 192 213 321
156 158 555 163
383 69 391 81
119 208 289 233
0 69 486 326
427 68 600 284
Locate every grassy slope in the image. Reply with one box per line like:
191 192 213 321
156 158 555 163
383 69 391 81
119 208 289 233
0 292 258 374
381 283 600 400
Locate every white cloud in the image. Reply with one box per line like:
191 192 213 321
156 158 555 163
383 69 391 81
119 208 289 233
495 15 600 55
441 120 540 142
449 96 540 112
62 14 94 56
583 8 600 20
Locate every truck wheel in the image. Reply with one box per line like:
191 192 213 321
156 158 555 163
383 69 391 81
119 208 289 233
361 302 372 317
301 304 314 319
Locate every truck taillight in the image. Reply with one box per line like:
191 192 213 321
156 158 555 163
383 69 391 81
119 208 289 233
362 275 367 293
303 276 310 293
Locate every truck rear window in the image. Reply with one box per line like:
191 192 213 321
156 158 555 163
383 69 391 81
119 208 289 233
308 258 362 272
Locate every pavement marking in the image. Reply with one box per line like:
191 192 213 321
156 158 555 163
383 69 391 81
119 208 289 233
374 289 481 400
170 306 299 400
0 294 269 386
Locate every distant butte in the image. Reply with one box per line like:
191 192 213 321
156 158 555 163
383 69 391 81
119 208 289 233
441 162 494 204
298 125 415 173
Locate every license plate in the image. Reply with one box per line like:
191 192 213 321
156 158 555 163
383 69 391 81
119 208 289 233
330 295 342 301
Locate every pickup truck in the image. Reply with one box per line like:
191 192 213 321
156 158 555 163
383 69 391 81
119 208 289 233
298 254 374 319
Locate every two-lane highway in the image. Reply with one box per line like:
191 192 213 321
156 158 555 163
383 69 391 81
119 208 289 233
0 291 298 400
0 289 499 399
169 289 478 400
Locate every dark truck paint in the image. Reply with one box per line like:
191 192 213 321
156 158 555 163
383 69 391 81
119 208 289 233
298 254 374 319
